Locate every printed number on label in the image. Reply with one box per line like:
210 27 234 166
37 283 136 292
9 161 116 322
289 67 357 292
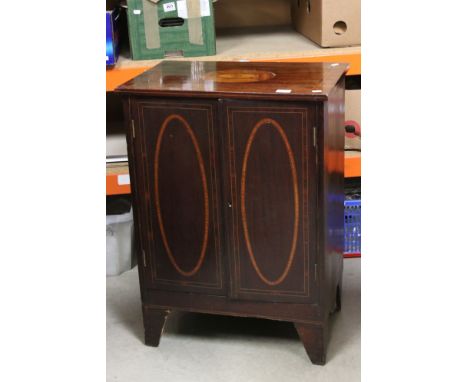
163 2 176 12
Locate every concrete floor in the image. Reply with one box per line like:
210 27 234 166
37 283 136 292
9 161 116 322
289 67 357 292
107 259 360 381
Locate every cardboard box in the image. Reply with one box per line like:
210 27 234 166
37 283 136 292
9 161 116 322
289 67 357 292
106 7 120 65
345 89 361 151
214 0 291 29
291 0 360 47
127 0 216 60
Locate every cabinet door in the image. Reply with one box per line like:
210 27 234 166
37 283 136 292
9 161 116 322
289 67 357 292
133 99 225 295
222 101 318 303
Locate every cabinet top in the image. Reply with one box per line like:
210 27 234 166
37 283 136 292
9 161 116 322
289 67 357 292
115 61 348 101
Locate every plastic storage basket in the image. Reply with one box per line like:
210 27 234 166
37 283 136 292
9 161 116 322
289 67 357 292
344 199 361 257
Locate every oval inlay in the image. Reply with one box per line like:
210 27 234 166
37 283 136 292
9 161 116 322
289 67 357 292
154 114 209 277
241 118 299 286
203 69 276 83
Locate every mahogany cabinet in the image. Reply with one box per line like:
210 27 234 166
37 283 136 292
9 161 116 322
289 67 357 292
115 61 347 365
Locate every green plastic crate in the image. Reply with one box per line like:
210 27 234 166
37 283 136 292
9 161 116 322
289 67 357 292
127 0 216 60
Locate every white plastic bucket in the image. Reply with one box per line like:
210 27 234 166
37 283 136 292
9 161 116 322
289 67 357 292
106 209 134 276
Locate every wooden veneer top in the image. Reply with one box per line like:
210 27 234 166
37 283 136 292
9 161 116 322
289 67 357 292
115 60 349 101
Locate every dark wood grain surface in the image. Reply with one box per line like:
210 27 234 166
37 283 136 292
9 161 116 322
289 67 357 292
133 99 226 295
121 60 345 365
115 61 349 101
221 100 318 303
319 77 345 315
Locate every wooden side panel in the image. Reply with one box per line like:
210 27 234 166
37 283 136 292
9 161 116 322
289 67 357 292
133 98 225 295
123 96 150 303
318 76 345 313
222 101 318 303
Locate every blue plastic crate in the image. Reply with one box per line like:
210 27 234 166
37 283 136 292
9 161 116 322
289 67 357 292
344 199 361 255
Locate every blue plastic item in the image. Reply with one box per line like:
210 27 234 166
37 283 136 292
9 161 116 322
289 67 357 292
344 199 361 254
106 8 120 66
